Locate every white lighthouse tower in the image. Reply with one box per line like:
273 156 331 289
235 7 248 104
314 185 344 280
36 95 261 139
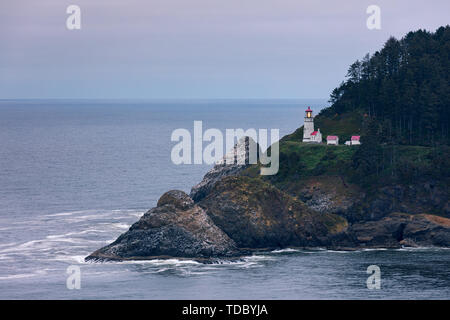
302 107 322 143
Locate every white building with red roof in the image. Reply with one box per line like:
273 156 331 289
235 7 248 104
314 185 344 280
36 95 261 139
302 107 322 143
327 135 339 145
345 136 362 146
351 136 361 145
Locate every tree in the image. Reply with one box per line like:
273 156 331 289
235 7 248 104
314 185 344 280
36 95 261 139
352 119 382 178
325 26 450 147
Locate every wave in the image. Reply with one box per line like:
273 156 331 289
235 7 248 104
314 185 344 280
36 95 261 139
0 208 145 264
43 210 92 217
0 270 47 281
395 246 450 251
116 259 202 267
43 209 145 217
271 248 301 254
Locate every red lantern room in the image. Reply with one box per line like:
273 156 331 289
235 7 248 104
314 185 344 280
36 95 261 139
305 107 313 119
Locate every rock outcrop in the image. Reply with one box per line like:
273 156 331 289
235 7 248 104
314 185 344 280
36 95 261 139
294 176 363 221
86 190 241 261
198 176 348 249
362 182 450 220
349 213 450 248
190 136 258 202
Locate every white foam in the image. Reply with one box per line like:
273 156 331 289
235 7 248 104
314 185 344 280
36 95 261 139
118 259 202 266
396 246 450 251
0 273 37 280
245 254 276 261
0 242 18 248
44 210 95 217
0 270 47 281
50 255 88 264
111 223 131 230
271 248 301 253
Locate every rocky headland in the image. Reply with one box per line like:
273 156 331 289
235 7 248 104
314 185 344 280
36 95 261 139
86 137 450 262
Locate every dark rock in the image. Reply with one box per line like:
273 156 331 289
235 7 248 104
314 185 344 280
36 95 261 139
85 190 241 262
369 198 393 220
157 190 194 210
350 214 407 248
349 213 450 248
362 182 450 220
198 176 349 249
294 176 364 222
403 214 450 246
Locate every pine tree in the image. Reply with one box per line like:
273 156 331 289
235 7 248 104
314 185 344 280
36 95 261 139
325 26 450 147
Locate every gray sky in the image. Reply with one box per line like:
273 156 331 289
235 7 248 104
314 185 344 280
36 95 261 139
1 0 449 99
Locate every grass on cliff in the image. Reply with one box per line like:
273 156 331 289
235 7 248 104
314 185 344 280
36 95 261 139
266 142 356 187
281 109 363 144
242 137 445 195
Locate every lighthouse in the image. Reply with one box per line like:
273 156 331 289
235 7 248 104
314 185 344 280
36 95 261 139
302 107 322 143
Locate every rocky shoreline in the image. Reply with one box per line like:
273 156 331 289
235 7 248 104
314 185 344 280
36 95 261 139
86 139 450 262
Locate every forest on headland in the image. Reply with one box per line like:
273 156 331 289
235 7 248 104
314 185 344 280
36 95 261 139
325 25 449 146
281 26 450 186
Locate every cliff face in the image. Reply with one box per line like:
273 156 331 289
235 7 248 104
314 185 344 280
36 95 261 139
266 174 449 223
198 176 348 249
349 213 450 248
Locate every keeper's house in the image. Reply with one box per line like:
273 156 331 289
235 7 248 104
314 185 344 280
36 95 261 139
345 136 361 146
327 136 339 145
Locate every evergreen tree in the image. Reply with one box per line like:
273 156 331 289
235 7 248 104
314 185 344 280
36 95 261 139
326 26 450 146
352 119 382 178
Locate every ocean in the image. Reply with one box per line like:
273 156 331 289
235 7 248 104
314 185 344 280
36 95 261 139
0 99 448 299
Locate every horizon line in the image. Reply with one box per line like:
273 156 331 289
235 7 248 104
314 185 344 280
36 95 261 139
0 97 328 101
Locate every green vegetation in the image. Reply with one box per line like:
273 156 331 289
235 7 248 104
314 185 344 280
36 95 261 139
315 111 363 143
277 142 355 177
249 27 450 196
326 26 450 146
253 140 447 193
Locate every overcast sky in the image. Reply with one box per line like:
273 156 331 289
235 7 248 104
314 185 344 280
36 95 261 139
1 0 449 99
